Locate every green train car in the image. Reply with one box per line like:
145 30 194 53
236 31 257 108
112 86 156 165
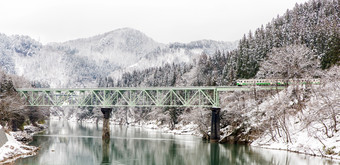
236 79 320 86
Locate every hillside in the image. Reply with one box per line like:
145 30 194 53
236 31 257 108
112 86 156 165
0 28 237 88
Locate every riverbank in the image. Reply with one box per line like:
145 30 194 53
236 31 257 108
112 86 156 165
55 114 340 163
0 124 47 164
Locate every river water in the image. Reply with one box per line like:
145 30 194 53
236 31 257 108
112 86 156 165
16 120 338 165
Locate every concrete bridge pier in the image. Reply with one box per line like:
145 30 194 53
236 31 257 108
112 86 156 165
210 107 220 142
101 108 112 140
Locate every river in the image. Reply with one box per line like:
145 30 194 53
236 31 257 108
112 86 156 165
15 120 338 165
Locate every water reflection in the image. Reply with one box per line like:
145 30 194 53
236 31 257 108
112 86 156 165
15 120 339 165
210 143 219 165
102 139 110 165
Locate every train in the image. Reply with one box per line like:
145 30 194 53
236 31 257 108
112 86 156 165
236 79 320 86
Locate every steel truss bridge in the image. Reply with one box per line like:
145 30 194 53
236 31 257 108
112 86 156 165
16 86 283 108
16 86 285 142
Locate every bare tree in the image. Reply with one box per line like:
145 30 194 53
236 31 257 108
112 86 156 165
256 44 320 80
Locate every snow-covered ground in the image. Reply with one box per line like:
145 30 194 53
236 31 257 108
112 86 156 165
137 121 200 135
0 131 39 164
252 117 340 161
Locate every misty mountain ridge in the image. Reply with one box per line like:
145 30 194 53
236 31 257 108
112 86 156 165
0 28 238 87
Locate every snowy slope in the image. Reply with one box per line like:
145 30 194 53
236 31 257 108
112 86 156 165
250 79 340 160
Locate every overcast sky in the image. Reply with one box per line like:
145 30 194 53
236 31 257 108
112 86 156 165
0 0 310 44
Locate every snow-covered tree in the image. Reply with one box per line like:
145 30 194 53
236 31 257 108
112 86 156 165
306 65 340 137
0 69 46 130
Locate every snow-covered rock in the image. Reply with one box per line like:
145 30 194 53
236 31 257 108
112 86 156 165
0 131 38 163
11 131 32 143
10 124 47 143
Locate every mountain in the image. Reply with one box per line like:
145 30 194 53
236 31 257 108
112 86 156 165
62 28 163 67
0 28 237 88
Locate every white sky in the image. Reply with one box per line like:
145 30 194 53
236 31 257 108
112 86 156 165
0 0 309 44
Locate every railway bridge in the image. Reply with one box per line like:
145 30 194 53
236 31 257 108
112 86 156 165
16 86 283 142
